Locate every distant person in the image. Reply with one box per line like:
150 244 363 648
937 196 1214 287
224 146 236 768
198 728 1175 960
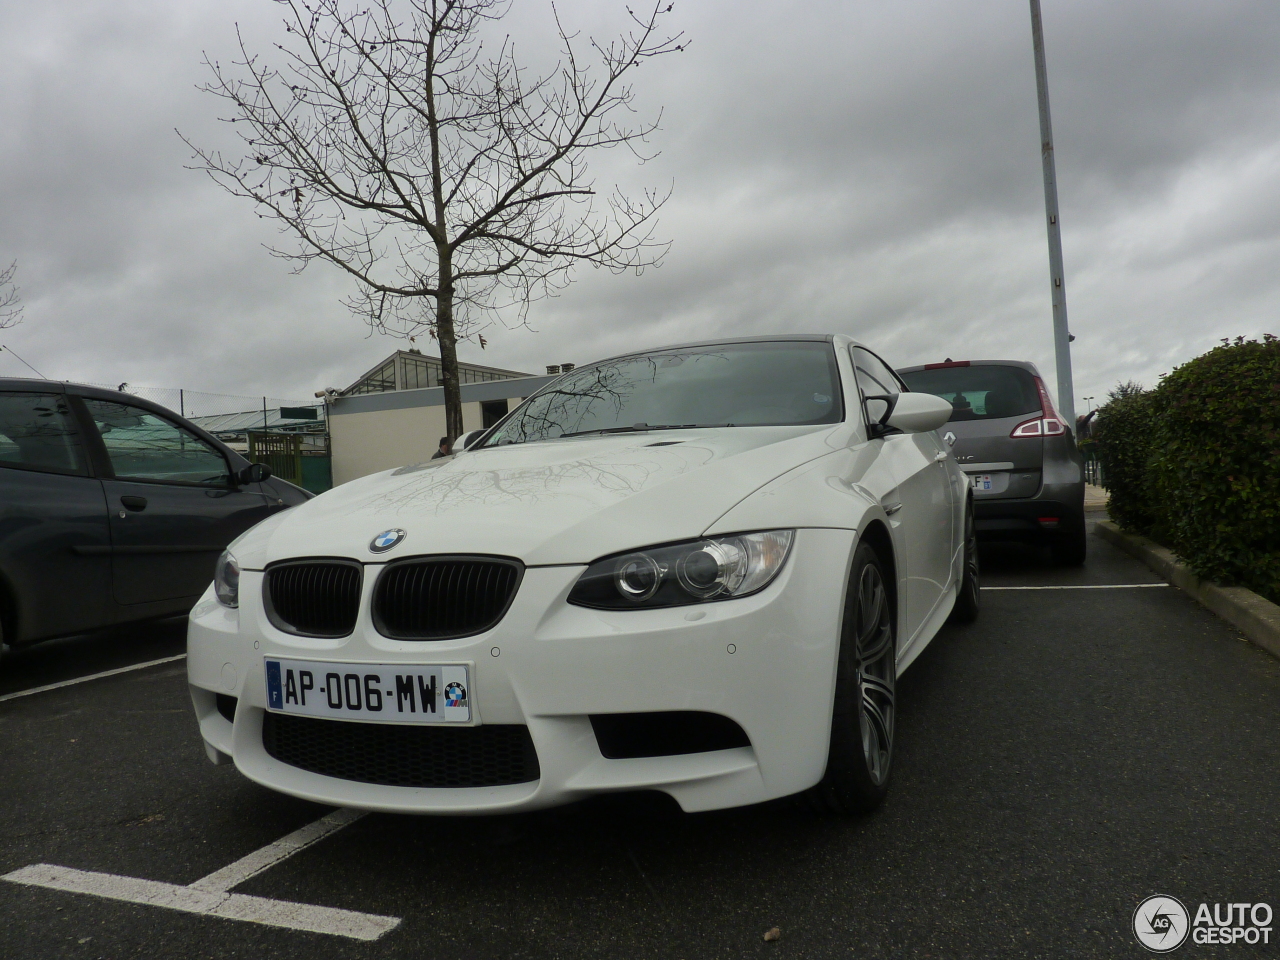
431 436 451 459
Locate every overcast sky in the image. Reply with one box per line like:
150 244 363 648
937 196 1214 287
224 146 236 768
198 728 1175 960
2 0 1279 413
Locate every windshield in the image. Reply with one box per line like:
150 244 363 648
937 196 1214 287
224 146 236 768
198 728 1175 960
482 341 843 446
898 364 1041 422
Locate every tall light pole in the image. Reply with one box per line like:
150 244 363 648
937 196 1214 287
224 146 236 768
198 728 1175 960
1029 0 1077 432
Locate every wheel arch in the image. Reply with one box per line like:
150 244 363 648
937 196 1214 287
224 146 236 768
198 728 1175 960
857 518 899 635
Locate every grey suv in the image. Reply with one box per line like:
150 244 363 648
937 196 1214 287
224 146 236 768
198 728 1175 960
897 359 1086 564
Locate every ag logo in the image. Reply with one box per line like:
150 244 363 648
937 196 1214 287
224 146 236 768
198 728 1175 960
369 528 406 553
1133 895 1190 953
444 681 467 705
943 431 957 447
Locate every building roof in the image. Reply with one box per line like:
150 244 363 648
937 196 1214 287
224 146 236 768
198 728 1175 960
341 349 532 396
188 407 325 436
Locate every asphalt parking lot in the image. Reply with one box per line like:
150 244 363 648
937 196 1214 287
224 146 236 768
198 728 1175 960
2 510 1278 959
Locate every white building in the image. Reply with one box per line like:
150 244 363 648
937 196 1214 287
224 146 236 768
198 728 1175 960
327 350 557 485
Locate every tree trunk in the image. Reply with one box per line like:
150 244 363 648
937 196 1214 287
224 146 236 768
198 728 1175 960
436 283 464 444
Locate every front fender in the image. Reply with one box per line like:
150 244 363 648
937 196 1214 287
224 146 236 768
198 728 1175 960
703 444 892 538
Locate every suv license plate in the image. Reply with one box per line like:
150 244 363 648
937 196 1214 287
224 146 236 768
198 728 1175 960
265 658 471 724
971 474 993 491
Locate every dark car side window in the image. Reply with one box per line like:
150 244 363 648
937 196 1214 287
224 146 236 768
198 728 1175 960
82 399 231 486
0 392 88 476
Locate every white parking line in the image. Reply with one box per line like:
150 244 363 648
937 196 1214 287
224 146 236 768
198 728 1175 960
189 808 366 893
0 654 187 703
981 583 1169 590
1 808 400 941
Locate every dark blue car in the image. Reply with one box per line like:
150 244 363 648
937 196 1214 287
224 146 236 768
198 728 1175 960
0 379 311 670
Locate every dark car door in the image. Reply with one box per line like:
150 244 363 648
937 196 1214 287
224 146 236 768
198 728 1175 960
77 397 276 607
0 389 113 644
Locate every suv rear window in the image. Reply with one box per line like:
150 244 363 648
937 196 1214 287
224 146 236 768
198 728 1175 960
898 365 1041 422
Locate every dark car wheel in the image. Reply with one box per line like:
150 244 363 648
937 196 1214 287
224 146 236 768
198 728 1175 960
809 541 896 815
949 498 980 624
1051 515 1087 566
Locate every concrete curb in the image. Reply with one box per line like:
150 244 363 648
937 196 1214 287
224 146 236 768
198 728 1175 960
1096 521 1280 662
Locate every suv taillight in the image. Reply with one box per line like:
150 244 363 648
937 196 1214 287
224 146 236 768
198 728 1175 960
1010 416 1066 438
1011 376 1069 438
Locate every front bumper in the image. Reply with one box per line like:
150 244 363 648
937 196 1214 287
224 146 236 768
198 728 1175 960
187 528 855 814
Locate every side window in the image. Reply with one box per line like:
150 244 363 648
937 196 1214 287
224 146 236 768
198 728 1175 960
851 347 902 399
0 392 87 476
851 347 908 430
83 399 230 486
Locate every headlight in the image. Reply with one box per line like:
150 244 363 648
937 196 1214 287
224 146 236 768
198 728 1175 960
214 550 240 608
568 530 794 609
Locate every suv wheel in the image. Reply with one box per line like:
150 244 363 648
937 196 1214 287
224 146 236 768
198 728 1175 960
1051 516 1087 566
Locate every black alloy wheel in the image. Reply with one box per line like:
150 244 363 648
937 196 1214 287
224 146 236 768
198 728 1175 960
949 496 981 624
809 541 896 815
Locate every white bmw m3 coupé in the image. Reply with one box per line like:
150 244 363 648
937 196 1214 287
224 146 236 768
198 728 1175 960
188 335 979 815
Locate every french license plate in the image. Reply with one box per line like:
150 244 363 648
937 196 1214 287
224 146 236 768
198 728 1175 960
971 473 993 491
264 658 471 724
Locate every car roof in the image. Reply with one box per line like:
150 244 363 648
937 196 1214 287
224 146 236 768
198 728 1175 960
1 376 174 412
896 359 1043 376
594 334 838 365
0 377 248 466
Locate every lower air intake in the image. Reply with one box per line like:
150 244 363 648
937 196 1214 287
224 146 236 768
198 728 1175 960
262 713 540 788
589 711 751 759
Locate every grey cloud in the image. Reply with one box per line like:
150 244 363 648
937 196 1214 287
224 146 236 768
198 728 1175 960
1 0 1278 413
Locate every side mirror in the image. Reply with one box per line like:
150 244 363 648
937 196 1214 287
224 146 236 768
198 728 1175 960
884 392 953 434
237 462 273 485
458 429 486 451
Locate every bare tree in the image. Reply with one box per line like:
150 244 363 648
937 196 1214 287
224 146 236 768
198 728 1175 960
183 0 683 441
0 262 22 328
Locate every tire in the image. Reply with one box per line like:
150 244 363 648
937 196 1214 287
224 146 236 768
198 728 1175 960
809 541 896 815
1050 515 1087 566
948 497 980 624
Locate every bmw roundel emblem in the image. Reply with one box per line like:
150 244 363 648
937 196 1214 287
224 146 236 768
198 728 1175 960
369 528 406 553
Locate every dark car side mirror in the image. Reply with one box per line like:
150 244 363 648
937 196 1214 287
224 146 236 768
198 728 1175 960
237 462 273 485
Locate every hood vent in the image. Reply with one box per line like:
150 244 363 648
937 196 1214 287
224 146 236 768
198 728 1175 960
373 556 523 640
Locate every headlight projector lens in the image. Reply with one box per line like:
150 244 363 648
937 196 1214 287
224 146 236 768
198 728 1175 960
614 553 663 602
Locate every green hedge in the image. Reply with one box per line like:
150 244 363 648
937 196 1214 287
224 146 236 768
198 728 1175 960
1094 335 1280 604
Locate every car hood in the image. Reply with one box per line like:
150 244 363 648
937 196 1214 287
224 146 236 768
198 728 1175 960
233 425 845 568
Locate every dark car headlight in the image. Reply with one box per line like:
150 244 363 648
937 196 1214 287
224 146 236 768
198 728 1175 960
214 550 240 608
568 530 794 609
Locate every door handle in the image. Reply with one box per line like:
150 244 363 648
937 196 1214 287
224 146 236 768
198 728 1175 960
120 496 148 512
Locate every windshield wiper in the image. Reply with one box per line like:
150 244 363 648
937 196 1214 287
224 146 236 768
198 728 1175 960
558 423 726 439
